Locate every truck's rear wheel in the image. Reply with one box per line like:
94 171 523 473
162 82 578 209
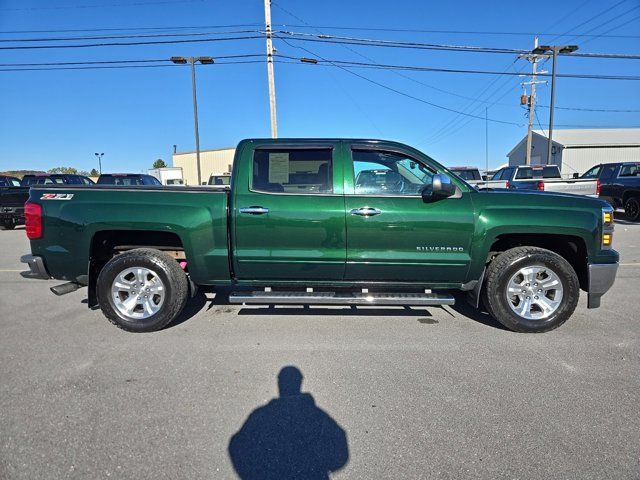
485 247 579 333
624 197 640 221
96 248 188 332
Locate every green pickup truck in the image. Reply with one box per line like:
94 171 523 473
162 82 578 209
21 139 618 333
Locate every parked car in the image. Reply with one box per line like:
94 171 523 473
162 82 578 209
0 185 29 229
0 175 21 187
597 162 640 221
208 173 232 186
21 174 94 186
21 138 617 334
449 167 483 182
148 167 184 186
484 165 598 195
97 173 162 186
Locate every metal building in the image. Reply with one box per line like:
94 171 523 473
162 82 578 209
507 128 640 177
172 147 235 185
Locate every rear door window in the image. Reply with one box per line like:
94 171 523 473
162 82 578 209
252 148 333 194
581 165 601 179
600 165 617 180
619 164 639 177
502 167 516 180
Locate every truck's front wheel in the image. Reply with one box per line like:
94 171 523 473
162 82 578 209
485 247 579 333
96 248 188 332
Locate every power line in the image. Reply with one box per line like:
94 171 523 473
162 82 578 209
545 0 629 43
2 53 635 113
0 34 264 50
563 3 640 44
0 29 262 43
0 54 263 67
276 55 640 81
0 23 262 35
272 22 639 38
579 13 640 47
274 31 640 60
0 0 204 11
544 0 596 33
275 42 523 126
2 21 638 38
0 60 263 72
426 60 524 144
2 27 638 59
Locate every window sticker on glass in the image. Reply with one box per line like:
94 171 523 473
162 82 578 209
268 152 290 183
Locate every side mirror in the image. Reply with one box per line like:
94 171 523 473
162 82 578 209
422 174 456 201
572 173 579 179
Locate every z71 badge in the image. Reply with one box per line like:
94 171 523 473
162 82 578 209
40 193 74 200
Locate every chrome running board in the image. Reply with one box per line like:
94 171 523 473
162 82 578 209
229 291 455 306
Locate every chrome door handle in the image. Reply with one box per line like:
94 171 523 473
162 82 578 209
239 206 269 215
350 207 382 216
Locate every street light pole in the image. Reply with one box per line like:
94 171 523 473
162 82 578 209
94 152 104 174
532 44 578 165
171 56 214 185
189 58 202 185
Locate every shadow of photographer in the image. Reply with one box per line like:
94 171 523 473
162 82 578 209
228 366 349 479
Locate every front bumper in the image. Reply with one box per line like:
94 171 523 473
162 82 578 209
20 254 51 280
587 262 618 308
1 207 24 224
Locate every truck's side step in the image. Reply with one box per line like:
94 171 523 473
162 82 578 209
229 291 455 306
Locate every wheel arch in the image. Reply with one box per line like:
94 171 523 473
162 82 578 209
88 230 186 308
487 233 588 291
622 189 640 203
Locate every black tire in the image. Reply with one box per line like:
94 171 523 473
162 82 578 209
2 221 16 230
624 196 640 222
96 248 188 332
484 246 579 333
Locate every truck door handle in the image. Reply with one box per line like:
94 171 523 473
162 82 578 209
350 207 382 216
239 206 269 215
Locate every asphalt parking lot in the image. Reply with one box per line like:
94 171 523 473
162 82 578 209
1 219 639 479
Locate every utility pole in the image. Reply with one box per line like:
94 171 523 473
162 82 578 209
263 0 278 138
522 37 542 165
531 44 578 164
170 56 214 185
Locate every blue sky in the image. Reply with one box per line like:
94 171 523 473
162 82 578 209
0 0 638 173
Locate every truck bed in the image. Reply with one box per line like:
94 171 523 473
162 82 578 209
28 184 231 284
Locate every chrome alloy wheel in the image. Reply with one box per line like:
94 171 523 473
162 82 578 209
506 265 564 320
111 267 165 320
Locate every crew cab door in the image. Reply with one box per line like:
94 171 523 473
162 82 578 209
343 144 475 283
232 142 346 280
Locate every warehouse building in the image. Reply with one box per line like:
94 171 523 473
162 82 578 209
172 147 235 185
507 128 640 177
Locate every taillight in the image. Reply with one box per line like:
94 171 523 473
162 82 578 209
537 180 545 191
505 180 511 189
24 202 42 239
596 180 601 196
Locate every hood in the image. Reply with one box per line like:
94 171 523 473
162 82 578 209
473 188 610 211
